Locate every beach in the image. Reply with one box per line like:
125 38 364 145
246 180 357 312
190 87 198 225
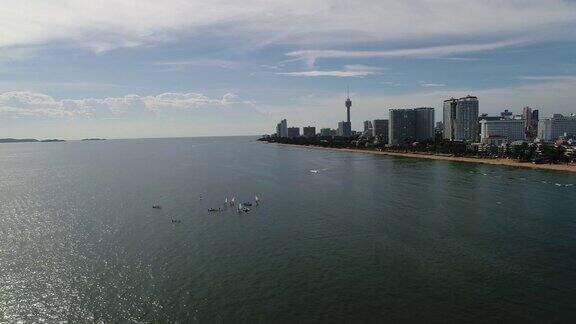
277 143 576 173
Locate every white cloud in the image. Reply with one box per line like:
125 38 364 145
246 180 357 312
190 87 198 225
0 1 575 53
154 59 241 70
520 75 576 81
420 83 446 88
277 70 373 77
0 91 250 118
285 40 523 66
277 64 384 78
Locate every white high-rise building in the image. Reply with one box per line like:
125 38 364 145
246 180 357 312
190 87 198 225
455 95 479 141
480 119 525 144
443 96 479 141
274 119 288 138
538 114 576 141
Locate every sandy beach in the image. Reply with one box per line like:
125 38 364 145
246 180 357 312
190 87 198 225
277 143 576 173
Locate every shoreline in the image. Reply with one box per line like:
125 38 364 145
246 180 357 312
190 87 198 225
274 143 576 173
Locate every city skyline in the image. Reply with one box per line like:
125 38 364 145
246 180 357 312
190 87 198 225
1 1 576 139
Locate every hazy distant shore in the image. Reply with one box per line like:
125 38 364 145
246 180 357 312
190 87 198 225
276 143 576 173
0 138 65 143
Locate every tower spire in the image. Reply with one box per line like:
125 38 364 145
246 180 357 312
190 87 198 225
345 86 352 124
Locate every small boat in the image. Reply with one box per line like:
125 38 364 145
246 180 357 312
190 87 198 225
243 202 253 207
237 203 243 213
208 208 221 212
152 205 161 209
242 206 250 213
171 219 181 223
255 195 260 205
225 198 228 205
231 197 236 206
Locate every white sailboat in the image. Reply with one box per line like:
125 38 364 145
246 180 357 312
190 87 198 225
238 203 243 212
255 195 260 205
225 197 228 205
231 197 236 206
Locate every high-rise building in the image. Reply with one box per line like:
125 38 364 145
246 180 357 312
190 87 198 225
389 109 416 145
480 119 525 144
320 128 332 137
414 107 435 141
363 120 373 136
303 126 316 138
277 119 288 138
372 119 389 143
444 95 479 141
523 107 539 140
443 98 457 140
337 121 352 137
287 127 300 138
389 108 434 145
443 96 479 141
538 114 576 141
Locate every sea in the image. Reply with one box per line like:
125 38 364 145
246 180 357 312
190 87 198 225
1 136 575 323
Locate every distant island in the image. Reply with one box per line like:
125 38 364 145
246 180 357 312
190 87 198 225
0 138 65 143
82 138 106 141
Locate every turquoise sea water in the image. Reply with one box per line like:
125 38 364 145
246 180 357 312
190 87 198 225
1 137 575 323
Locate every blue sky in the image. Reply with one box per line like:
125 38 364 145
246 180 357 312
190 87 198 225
1 0 576 139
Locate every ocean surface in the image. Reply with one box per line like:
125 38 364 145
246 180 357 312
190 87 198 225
1 136 575 323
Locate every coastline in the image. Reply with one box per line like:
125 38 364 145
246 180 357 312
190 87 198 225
275 143 576 173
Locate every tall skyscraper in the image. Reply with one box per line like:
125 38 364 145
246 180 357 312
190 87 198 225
389 108 435 145
414 107 435 141
278 119 288 138
372 119 389 143
523 107 539 140
455 95 479 141
443 98 457 140
443 96 479 141
389 109 416 145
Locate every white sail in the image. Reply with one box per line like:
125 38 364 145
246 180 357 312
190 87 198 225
225 198 228 204
238 203 243 212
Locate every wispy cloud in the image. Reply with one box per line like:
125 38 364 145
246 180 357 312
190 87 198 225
277 64 384 78
520 75 576 81
154 59 241 70
276 70 374 77
420 83 446 88
0 1 575 53
285 40 523 66
0 91 251 118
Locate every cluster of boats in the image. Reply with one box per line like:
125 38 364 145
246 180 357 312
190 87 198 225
152 195 261 223
214 195 260 213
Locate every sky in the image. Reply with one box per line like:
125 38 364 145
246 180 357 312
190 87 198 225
1 0 576 139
